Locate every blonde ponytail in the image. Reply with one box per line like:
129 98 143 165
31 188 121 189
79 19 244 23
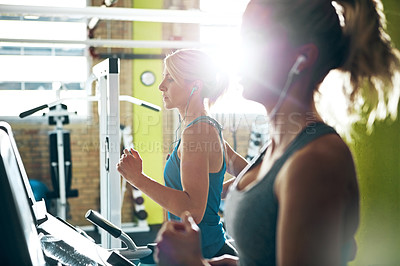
205 68 230 106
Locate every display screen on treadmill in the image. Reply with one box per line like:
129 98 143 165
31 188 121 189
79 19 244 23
0 122 45 265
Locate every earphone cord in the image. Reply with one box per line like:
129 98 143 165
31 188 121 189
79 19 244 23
267 58 303 121
167 90 194 159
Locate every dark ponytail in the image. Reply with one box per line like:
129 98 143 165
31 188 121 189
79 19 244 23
335 0 400 123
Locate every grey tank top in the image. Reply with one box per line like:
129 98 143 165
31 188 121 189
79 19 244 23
224 122 339 266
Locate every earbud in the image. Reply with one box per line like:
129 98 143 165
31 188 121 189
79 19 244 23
190 86 198 96
292 55 307 75
268 54 307 120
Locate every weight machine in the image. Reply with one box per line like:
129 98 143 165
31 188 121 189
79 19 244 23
20 58 160 249
46 103 79 220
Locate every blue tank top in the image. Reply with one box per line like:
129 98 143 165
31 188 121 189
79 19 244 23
224 122 353 265
163 116 226 259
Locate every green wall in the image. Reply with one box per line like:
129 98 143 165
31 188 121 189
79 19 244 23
349 1 400 265
350 119 400 265
132 0 164 224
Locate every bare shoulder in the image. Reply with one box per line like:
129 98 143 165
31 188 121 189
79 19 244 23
299 133 354 171
276 133 357 200
182 120 220 143
180 120 222 155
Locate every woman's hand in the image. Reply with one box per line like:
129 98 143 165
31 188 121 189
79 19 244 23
116 148 144 186
208 255 239 266
155 212 206 266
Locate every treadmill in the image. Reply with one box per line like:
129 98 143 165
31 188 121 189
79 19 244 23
0 121 135 265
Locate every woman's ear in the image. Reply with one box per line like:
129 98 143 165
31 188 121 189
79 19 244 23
191 80 203 93
296 43 319 73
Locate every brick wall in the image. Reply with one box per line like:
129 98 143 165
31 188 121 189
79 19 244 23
9 120 102 226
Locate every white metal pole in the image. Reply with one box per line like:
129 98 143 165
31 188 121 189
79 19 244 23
55 105 67 221
0 5 241 25
107 62 121 246
0 38 205 49
93 58 121 249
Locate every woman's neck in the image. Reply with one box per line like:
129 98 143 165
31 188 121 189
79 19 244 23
178 100 208 128
267 98 322 149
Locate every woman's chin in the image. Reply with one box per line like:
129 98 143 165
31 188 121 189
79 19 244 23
162 100 171 109
241 79 273 106
241 83 261 103
163 103 174 110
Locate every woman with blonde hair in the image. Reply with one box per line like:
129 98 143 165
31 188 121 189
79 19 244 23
154 0 400 265
117 48 248 259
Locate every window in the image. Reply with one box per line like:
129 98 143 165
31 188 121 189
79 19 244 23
0 0 89 118
200 0 265 115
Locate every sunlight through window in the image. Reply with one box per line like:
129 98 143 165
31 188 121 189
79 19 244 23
0 0 88 118
200 0 265 115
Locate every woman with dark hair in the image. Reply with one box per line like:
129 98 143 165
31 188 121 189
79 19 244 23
154 1 400 265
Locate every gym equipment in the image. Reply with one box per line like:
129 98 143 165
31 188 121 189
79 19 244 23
19 58 160 249
0 121 134 265
89 58 159 248
18 100 79 220
85 209 155 265
121 125 150 232
46 103 79 220
29 179 50 209
246 120 269 161
0 122 45 265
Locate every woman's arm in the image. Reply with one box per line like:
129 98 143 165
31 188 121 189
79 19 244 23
225 141 248 176
178 125 214 223
222 141 249 198
155 211 239 266
156 212 208 266
117 123 218 224
275 136 357 266
117 148 202 220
